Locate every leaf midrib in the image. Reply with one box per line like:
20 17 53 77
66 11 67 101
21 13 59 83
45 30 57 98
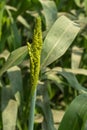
41 22 73 67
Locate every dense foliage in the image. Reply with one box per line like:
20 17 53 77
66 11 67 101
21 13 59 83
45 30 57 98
0 0 87 130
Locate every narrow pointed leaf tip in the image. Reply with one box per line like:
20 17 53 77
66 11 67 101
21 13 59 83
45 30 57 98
27 17 42 94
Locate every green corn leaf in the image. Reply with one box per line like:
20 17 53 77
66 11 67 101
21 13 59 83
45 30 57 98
17 15 30 29
11 21 22 49
74 0 84 7
41 15 80 68
39 0 57 30
58 93 87 130
44 68 87 93
7 66 23 106
37 84 56 130
1 86 18 130
1 66 23 130
2 100 18 130
71 46 83 69
59 72 87 93
0 46 28 77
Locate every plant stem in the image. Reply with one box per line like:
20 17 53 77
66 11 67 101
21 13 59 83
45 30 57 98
28 89 37 130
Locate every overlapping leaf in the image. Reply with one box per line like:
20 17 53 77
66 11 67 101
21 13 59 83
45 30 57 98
41 16 80 68
44 67 87 93
39 0 57 30
0 46 28 77
58 94 87 130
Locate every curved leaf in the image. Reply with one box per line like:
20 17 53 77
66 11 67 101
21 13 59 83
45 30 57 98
44 68 87 93
39 0 57 30
52 67 87 76
45 67 87 93
59 72 87 93
58 94 87 130
41 15 80 68
0 46 28 77
17 15 30 29
74 0 84 7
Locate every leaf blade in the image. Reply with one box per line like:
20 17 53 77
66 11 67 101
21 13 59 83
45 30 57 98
58 94 87 130
39 0 57 30
0 46 28 77
41 16 80 68
2 99 18 130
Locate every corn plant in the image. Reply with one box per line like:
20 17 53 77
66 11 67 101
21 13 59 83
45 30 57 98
0 14 85 130
1 0 87 130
